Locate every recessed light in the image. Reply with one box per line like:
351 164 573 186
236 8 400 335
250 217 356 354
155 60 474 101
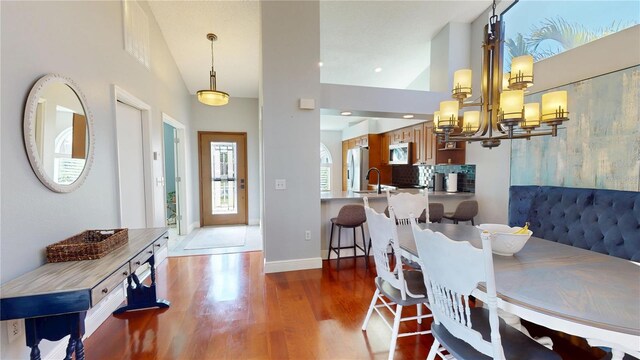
403 114 414 119
341 111 352 116
318 61 324 67
374 67 382 73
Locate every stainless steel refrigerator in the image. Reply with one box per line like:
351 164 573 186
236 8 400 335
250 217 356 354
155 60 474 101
346 147 369 192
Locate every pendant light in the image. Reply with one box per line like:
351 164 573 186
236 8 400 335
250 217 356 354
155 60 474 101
197 33 229 106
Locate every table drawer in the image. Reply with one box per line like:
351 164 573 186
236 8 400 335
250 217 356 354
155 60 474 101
154 234 169 253
130 245 154 272
91 264 129 306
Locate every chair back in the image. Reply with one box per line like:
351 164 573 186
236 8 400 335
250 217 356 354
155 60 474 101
452 200 479 221
411 223 505 359
363 198 407 300
335 204 366 227
386 190 429 225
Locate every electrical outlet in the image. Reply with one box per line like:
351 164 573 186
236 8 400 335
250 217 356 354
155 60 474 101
275 179 286 190
305 230 311 240
7 319 23 343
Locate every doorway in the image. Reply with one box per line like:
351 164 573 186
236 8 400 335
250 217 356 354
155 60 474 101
198 132 248 226
116 101 148 228
162 113 188 235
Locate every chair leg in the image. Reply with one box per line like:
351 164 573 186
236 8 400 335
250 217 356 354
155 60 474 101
327 223 335 260
417 303 422 325
360 225 368 269
361 288 380 331
388 304 403 360
337 226 342 271
426 339 441 360
352 227 357 258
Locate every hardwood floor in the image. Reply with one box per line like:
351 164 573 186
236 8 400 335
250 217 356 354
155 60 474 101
85 252 601 359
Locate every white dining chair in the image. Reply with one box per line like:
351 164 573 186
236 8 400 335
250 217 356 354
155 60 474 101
410 223 562 360
386 189 429 225
361 198 432 360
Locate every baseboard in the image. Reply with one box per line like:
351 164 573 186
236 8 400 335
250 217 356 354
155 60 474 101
264 257 322 273
188 221 199 234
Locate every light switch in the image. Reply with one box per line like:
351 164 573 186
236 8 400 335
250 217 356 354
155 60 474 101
299 98 315 110
275 179 286 190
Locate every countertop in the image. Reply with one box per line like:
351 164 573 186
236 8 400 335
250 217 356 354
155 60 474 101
321 189 475 201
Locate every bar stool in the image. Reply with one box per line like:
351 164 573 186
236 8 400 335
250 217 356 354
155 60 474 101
328 204 368 270
443 200 478 225
427 203 444 223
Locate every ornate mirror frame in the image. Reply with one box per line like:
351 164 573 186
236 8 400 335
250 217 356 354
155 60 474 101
23 74 95 193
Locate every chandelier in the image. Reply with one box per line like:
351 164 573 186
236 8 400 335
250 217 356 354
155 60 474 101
197 33 229 106
434 0 569 148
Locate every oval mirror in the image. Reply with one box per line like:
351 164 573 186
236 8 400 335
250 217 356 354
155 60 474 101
24 74 95 193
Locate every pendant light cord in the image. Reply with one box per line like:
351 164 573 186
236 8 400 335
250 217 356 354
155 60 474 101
210 38 216 91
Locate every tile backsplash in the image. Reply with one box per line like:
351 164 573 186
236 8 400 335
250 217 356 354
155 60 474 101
392 164 476 192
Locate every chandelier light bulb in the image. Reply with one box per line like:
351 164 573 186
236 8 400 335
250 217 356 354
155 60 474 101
462 111 480 133
452 69 472 99
521 103 541 128
439 101 459 128
542 91 568 122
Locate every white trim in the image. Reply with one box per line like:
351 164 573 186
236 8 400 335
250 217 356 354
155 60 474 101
248 218 260 226
264 257 323 273
188 221 200 234
162 113 189 236
113 85 155 228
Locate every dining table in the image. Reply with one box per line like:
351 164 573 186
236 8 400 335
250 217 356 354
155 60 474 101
395 223 640 360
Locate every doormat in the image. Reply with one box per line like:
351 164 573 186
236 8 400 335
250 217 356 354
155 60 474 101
184 226 246 249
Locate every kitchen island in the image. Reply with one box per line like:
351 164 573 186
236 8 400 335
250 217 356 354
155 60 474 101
321 189 475 259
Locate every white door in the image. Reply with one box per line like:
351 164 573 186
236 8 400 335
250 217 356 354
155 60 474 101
116 101 147 228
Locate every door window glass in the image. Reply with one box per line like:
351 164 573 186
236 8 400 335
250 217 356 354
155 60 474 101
211 142 238 214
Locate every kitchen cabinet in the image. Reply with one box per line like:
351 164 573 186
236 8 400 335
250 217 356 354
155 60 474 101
411 124 423 165
402 128 413 143
424 122 436 165
381 133 391 164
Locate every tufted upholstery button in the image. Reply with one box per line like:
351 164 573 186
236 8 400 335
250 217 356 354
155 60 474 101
509 186 640 261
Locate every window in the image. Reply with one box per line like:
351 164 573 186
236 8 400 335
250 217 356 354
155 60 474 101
53 127 85 185
320 143 332 191
502 0 639 70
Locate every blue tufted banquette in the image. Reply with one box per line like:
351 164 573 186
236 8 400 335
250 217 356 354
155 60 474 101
509 186 640 261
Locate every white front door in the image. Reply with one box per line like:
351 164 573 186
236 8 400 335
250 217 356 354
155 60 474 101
116 101 147 228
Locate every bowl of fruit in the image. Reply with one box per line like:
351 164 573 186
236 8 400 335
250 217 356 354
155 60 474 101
476 223 532 256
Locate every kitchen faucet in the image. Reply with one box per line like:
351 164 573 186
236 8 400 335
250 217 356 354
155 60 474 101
366 167 382 194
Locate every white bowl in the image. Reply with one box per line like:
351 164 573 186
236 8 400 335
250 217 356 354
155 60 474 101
476 224 532 256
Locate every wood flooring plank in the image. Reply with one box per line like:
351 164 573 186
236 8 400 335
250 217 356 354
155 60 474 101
82 252 602 360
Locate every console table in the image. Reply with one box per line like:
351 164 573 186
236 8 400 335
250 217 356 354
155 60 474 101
0 228 170 360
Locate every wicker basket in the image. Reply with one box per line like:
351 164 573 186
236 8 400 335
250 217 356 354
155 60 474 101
46 228 129 263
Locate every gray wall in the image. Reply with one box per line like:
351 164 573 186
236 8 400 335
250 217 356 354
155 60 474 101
0 1 191 357
190 96 261 225
261 1 321 270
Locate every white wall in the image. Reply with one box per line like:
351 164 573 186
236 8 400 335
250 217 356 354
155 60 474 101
0 1 192 358
190 96 260 225
321 130 342 192
430 22 471 92
261 1 322 272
